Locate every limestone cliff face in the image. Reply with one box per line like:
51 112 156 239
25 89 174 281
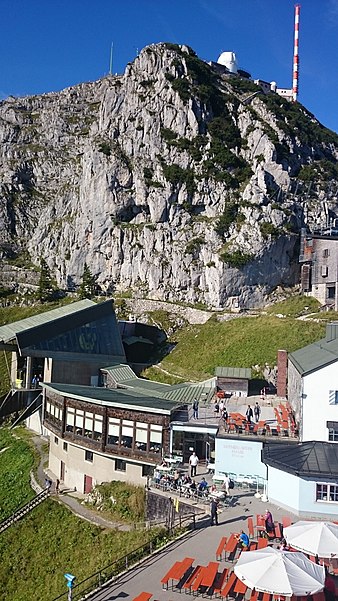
1 43 338 309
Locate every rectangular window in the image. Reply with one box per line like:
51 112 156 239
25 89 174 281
108 418 120 445
142 464 153 478
150 424 162 453
327 286 336 300
54 436 58 445
115 458 126 472
85 450 93 462
327 422 338 441
93 415 103 441
135 421 148 451
316 483 338 503
66 407 75 432
321 265 328 277
121 419 134 449
63 442 68 452
329 391 338 405
323 248 329 258
75 409 84 435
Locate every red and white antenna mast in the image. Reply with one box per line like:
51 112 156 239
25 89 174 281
292 4 300 102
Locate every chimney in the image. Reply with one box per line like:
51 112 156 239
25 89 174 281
326 322 338 342
277 350 288 398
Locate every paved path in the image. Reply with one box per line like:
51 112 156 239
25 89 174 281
86 488 298 601
30 435 131 531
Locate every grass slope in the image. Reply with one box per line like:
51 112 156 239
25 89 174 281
0 428 160 601
155 315 326 381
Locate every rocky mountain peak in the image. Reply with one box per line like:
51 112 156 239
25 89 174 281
0 42 338 309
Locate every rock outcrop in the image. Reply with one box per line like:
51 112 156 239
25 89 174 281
1 43 338 308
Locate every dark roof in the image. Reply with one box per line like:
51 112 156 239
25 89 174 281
289 323 338 376
43 383 181 415
0 299 95 344
262 441 338 478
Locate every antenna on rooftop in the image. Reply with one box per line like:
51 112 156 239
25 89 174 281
292 4 300 102
109 42 114 75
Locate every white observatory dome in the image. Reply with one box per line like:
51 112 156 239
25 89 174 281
217 51 238 73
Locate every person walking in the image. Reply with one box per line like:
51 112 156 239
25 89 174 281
55 479 60 494
210 498 219 526
246 405 253 424
254 402 261 423
192 399 199 420
189 451 199 478
222 473 230 495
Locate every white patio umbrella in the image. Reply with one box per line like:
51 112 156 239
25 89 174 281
284 520 338 559
234 547 325 597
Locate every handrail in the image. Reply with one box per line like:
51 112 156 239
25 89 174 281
0 488 50 533
51 512 196 601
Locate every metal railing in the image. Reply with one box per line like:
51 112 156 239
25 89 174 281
0 488 50 534
51 512 196 601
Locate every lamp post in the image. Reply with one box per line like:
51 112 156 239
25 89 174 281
64 573 76 601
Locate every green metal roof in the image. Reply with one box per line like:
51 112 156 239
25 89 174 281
0 300 95 344
43 383 180 415
215 367 252 380
103 365 216 403
289 324 338 376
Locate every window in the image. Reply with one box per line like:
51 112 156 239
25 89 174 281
316 483 338 502
121 419 133 449
45 400 63 427
327 421 338 441
115 458 126 472
54 436 59 445
75 409 84 435
85 450 93 462
66 407 75 432
135 422 148 452
142 464 153 478
329 391 338 405
84 411 94 438
108 417 120 445
150 424 162 454
63 442 68 452
327 286 336 300
93 415 103 441
321 265 328 277
323 248 329 258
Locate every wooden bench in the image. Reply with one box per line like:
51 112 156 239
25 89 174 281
282 517 291 528
274 523 282 540
249 541 257 550
214 568 229 597
233 578 247 596
201 562 219 588
224 533 238 561
191 567 207 595
216 536 228 561
220 571 237 598
248 517 254 539
161 557 194 590
132 593 152 601
182 565 202 594
257 537 268 549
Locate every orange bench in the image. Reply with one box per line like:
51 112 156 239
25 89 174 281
282 517 291 528
216 536 228 560
248 517 254 539
234 578 247 595
214 568 229 597
182 565 202 593
257 537 268 549
161 557 194 589
132 594 152 601
200 561 219 588
220 571 237 598
224 533 238 560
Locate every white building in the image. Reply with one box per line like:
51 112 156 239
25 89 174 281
263 323 338 517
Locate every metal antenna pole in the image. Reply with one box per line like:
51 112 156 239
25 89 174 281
109 42 113 75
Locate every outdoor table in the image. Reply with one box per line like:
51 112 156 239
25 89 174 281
161 557 194 590
210 490 226 501
156 465 172 472
225 533 239 559
163 457 179 464
200 561 219 588
132 593 152 601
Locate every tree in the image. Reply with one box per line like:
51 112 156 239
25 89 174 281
37 258 57 302
79 263 97 299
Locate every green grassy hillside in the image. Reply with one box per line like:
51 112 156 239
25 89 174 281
0 427 160 601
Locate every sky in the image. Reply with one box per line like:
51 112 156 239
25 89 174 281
1 0 338 133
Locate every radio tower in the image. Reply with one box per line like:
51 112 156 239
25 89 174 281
292 4 300 102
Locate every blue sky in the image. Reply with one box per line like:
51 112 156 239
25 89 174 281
1 0 338 133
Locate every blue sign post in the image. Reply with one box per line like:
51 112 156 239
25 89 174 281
64 573 76 601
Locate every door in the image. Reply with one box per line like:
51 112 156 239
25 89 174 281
60 460 65 482
84 474 93 494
